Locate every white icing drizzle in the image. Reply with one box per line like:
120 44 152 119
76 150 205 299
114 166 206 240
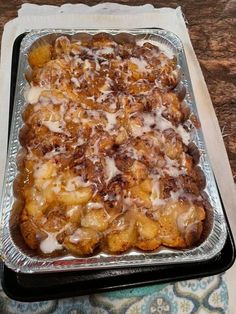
44 147 66 159
94 57 101 71
176 125 191 145
83 59 92 70
69 228 92 244
74 138 84 147
177 205 195 233
96 47 114 55
130 105 191 147
164 157 181 177
87 96 95 101
151 179 166 207
67 206 81 217
130 108 172 137
40 232 62 254
26 86 46 104
39 100 70 135
41 180 51 189
99 77 113 94
156 116 173 132
170 190 184 201
33 162 56 179
104 111 118 131
96 93 109 103
105 156 121 183
71 77 81 88
42 121 65 133
87 202 103 210
65 176 91 191
136 39 174 59
125 146 139 160
130 57 149 72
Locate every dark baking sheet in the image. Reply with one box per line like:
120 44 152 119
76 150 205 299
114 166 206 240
2 32 235 302
2 230 235 302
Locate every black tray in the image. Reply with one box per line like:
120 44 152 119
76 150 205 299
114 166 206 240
2 33 235 302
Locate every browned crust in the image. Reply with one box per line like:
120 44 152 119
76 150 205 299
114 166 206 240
17 33 206 256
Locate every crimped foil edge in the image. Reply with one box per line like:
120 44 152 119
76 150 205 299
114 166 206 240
0 28 227 273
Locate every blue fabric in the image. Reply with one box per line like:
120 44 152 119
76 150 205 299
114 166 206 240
0 274 228 313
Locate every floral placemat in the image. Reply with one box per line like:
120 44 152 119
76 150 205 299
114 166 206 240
0 274 228 313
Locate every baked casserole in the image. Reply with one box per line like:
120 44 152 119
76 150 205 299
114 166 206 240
16 33 206 256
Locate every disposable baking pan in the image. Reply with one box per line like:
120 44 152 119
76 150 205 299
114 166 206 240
0 29 228 273
1 32 234 303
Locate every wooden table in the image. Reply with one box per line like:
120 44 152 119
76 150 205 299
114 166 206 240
0 0 235 181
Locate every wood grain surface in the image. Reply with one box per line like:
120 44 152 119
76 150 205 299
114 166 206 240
0 0 235 181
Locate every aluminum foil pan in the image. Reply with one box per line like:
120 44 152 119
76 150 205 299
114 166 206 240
0 29 227 273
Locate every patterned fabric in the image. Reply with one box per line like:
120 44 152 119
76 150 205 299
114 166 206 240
0 274 228 313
